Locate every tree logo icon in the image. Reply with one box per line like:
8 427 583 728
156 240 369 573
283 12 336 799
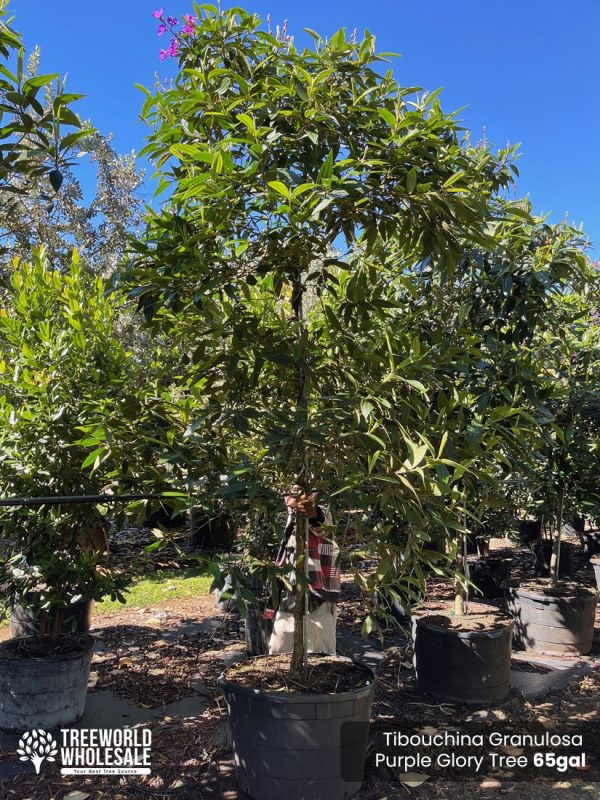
17 730 58 774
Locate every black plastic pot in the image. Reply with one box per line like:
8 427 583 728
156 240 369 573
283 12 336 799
213 575 239 613
504 581 598 655
467 556 511 599
0 634 94 732
10 600 93 638
571 516 586 534
412 610 513 703
590 557 600 591
190 510 235 549
583 532 600 558
531 540 576 579
245 607 274 656
218 657 375 800
144 503 188 530
518 518 543 543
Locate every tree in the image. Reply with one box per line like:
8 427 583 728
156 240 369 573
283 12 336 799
398 208 596 604
0 250 133 634
115 7 524 673
0 117 145 275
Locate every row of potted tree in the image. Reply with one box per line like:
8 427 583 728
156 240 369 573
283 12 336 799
0 6 598 800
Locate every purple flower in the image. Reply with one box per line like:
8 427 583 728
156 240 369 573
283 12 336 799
167 16 178 25
167 37 179 57
159 49 168 61
157 23 167 35
152 8 163 18
182 15 196 34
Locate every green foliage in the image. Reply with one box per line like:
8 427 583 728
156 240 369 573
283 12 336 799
0 250 133 626
93 8 597 639
126 5 515 320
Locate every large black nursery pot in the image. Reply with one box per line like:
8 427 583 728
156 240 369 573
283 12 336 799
190 510 235 549
412 603 513 704
11 599 93 637
583 531 600 558
467 555 511 599
518 517 543 544
504 580 598 655
218 655 375 800
245 606 274 656
571 515 586 534
531 540 576 579
589 556 600 591
0 634 95 732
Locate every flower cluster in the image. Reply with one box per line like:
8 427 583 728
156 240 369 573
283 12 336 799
152 9 197 61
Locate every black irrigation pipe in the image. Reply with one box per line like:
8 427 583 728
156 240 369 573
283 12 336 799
0 493 165 508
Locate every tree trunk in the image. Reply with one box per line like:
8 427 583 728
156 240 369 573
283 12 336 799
454 524 469 617
289 269 309 675
291 512 308 673
550 485 565 588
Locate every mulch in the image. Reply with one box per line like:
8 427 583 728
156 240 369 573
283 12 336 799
0 531 599 799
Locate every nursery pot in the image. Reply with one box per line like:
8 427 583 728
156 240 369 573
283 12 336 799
467 556 511 599
531 540 576 579
245 607 274 656
0 634 95 732
10 599 93 638
218 655 375 800
190 510 235 549
412 604 513 703
504 580 598 655
583 532 600 558
518 518 543 544
571 515 586 534
589 557 600 592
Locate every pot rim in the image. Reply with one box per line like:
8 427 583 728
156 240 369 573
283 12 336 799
217 653 375 703
414 609 513 639
503 579 598 602
0 633 95 663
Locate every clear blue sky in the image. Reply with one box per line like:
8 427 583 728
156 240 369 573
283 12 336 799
8 0 600 254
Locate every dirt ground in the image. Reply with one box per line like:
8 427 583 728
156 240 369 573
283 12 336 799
1 532 599 800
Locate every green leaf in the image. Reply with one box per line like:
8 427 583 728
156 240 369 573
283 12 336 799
406 167 417 193
318 150 334 182
377 108 396 127
267 181 290 199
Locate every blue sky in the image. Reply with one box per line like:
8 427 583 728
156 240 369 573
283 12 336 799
8 0 600 255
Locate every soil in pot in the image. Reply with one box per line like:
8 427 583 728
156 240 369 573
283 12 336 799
11 599 93 637
504 579 598 655
218 653 374 800
467 556 511 598
531 540 576 578
0 633 95 732
412 601 513 704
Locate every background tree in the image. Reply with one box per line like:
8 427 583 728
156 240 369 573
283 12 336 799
1 1 84 230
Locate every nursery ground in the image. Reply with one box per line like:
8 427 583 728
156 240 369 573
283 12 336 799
0 531 599 800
